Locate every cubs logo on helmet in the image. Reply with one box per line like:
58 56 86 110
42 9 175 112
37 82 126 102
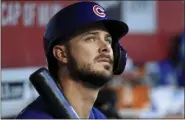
93 5 106 18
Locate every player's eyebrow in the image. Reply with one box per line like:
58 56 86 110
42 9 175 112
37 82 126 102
105 33 111 38
84 31 99 36
82 31 111 37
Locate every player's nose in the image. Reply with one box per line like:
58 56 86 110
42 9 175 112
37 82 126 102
98 40 111 54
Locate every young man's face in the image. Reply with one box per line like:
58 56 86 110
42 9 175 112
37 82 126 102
65 24 114 88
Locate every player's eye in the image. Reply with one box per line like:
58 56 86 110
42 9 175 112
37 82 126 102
85 36 97 42
105 36 112 45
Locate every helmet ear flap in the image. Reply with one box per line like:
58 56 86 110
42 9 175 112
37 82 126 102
113 43 127 75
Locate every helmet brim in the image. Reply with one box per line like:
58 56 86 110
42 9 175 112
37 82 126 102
98 19 129 42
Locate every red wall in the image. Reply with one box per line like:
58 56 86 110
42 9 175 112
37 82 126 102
2 1 184 68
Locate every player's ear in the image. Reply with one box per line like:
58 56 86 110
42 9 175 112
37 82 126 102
53 45 68 64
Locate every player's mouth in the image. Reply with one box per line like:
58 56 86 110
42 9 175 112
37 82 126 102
97 58 111 64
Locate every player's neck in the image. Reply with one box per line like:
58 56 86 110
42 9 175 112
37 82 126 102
58 72 100 118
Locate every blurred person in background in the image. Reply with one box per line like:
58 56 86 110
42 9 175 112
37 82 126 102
142 31 185 118
119 61 151 118
145 31 184 87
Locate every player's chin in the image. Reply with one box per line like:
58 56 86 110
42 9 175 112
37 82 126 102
96 62 112 70
94 65 113 76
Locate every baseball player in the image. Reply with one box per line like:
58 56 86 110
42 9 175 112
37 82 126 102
16 1 129 119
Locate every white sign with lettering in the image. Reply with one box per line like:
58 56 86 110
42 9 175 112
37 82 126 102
121 1 157 34
1 2 62 27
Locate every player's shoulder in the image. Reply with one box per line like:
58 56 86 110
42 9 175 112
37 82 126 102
91 107 107 119
16 96 54 119
16 96 107 119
